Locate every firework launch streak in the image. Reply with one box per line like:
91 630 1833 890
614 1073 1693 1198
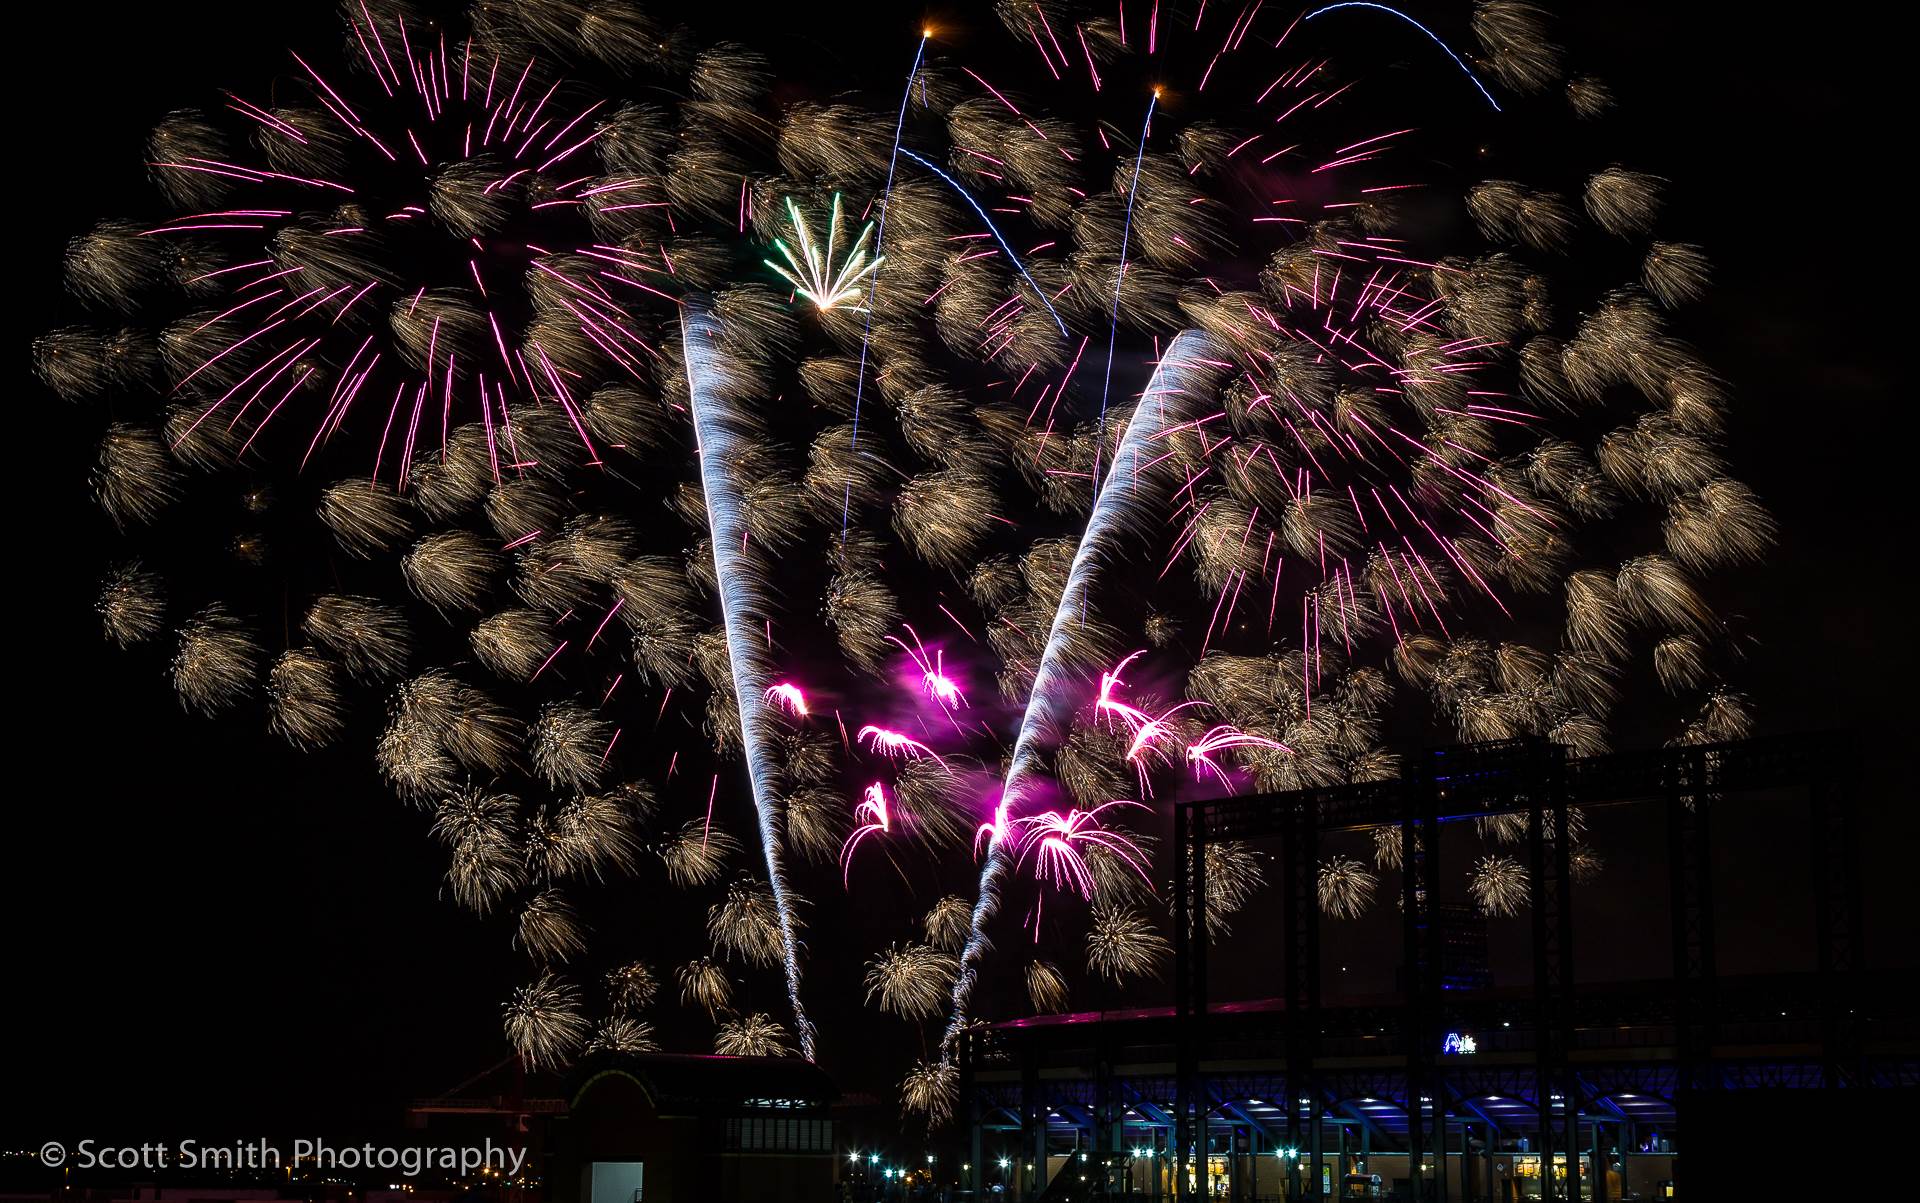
681 300 816 1061
940 329 1223 1056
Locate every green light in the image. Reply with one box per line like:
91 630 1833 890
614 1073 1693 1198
766 194 884 312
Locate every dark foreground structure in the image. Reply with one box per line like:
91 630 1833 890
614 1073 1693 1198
552 1052 837 1203
958 735 1918 1201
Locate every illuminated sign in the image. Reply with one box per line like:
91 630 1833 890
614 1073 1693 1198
1441 1032 1478 1055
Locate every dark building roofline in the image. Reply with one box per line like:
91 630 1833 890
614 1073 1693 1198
566 1051 837 1111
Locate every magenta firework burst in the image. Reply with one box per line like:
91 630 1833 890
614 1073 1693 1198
145 15 645 481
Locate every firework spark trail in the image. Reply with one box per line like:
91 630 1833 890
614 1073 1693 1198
1092 89 1157 495
844 30 931 536
940 328 1218 1056
1303 3 1502 111
681 300 815 1061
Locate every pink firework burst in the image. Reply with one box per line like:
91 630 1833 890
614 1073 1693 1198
764 681 809 718
1185 725 1289 790
973 798 1011 859
886 624 967 710
139 8 675 485
838 782 892 884
1095 650 1153 732
1124 701 1209 768
1010 800 1151 899
1095 651 1197 768
856 725 947 765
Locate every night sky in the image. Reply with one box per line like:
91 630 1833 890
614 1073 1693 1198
9 0 1912 1150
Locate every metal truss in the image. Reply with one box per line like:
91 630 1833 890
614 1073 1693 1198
958 734 1897 1199
1158 732 1865 1203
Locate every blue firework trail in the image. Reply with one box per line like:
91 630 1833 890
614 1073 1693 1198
940 329 1222 1055
844 31 931 537
681 301 816 1061
1304 2 1503 111
897 148 1071 337
1092 89 1158 497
